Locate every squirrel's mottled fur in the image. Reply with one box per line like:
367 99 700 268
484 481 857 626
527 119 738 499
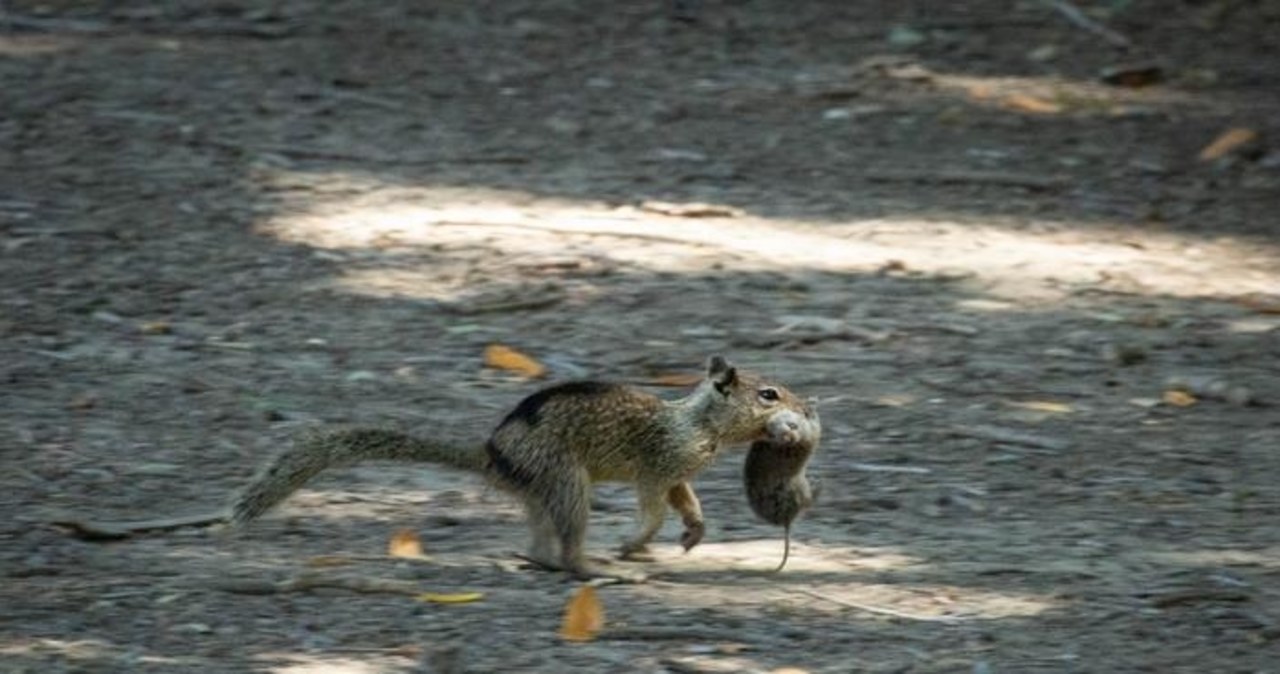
744 403 820 572
230 356 809 578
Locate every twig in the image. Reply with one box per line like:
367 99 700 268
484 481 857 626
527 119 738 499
433 220 726 250
0 13 111 33
849 462 932 475
198 137 528 165
215 573 424 596
1149 589 1251 609
795 588 965 623
1039 0 1133 49
600 627 753 642
948 424 1072 451
864 169 1067 191
442 294 563 316
316 87 410 113
0 12 297 39
52 511 228 540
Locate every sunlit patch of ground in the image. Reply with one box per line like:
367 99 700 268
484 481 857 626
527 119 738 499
255 180 1280 306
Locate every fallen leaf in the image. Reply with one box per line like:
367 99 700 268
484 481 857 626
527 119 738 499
388 528 425 558
1230 292 1280 315
1162 390 1198 407
638 201 744 218
1099 63 1164 88
1007 400 1073 414
416 592 484 604
67 394 98 410
483 344 547 378
1198 128 1259 162
139 320 172 335
646 372 703 387
559 585 605 642
1002 94 1062 115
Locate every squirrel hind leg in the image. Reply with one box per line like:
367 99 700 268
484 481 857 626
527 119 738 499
521 468 592 577
523 503 561 567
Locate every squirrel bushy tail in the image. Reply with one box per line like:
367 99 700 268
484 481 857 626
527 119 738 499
229 428 486 525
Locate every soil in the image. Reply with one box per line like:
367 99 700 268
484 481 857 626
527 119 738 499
3 1 1279 672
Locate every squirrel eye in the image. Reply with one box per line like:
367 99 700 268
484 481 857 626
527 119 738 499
758 387 779 402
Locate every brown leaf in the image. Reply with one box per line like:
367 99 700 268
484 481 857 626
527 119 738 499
559 585 605 642
483 344 547 378
67 394 98 410
1002 94 1062 115
1162 390 1197 407
388 528 425 558
1099 63 1164 88
416 592 484 604
638 200 744 218
1198 128 1259 162
1007 400 1073 414
1230 292 1280 315
139 320 172 335
646 372 703 387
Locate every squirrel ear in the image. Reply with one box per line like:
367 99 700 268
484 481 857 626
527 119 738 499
707 355 737 394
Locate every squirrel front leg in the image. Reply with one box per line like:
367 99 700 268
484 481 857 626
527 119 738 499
666 482 705 552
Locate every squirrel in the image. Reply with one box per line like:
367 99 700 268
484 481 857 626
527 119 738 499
229 355 812 578
744 403 820 572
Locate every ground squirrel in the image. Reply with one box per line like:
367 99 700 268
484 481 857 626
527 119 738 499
744 404 820 572
230 356 811 578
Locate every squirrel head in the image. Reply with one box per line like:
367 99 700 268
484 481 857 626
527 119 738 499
695 355 812 445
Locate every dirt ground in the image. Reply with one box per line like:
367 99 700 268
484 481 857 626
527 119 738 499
3 1 1280 672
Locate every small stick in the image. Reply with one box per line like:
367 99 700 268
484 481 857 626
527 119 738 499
863 169 1067 191
198 137 528 166
52 511 228 540
795 588 965 623
849 462 932 474
216 573 424 596
600 627 752 642
948 424 1072 451
1039 0 1133 49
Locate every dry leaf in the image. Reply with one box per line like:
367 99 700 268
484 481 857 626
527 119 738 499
1002 94 1062 115
1162 390 1197 407
638 200 744 218
559 585 605 642
483 344 547 378
416 592 484 604
1008 400 1073 414
646 372 703 387
67 394 98 410
1230 292 1280 315
388 528 425 558
1198 128 1258 162
1099 63 1164 88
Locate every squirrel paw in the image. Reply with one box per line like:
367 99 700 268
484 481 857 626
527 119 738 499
680 521 705 552
617 542 655 562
